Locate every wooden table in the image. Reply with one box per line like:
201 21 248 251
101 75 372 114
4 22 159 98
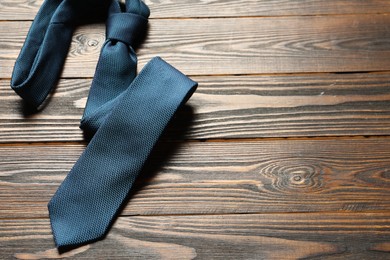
1 0 390 259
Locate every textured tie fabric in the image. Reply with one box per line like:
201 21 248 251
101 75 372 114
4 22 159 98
11 0 197 248
49 56 196 247
80 0 150 135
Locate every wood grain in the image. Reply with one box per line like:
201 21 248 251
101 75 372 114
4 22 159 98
1 139 389 218
1 1 390 258
1 213 389 259
2 72 390 142
1 0 390 20
2 14 390 77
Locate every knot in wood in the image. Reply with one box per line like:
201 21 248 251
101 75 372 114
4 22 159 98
262 162 324 193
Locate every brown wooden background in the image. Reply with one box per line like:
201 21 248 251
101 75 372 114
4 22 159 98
1 0 390 259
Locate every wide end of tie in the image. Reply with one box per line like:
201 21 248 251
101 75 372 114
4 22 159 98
48 198 109 248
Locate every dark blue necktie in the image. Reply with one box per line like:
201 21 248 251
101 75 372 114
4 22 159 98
10 0 197 248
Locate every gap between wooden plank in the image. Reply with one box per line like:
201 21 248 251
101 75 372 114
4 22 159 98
1 210 389 220
2 135 390 147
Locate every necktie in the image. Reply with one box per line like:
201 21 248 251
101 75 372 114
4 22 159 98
11 0 197 248
11 0 112 108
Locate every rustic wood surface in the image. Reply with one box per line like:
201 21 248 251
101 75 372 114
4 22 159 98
1 0 389 259
1 0 390 19
3 14 390 77
1 138 390 219
2 213 389 259
2 73 390 142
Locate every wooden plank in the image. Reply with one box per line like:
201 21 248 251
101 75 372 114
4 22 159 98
2 72 390 142
1 139 389 218
1 213 389 259
2 14 390 77
1 0 390 20
143 0 390 18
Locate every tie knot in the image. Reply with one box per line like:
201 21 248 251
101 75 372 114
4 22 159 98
106 13 148 46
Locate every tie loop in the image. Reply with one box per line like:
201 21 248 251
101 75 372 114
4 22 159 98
10 0 111 108
106 13 148 46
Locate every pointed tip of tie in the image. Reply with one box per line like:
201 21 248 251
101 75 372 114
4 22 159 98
50 220 108 249
48 201 108 249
